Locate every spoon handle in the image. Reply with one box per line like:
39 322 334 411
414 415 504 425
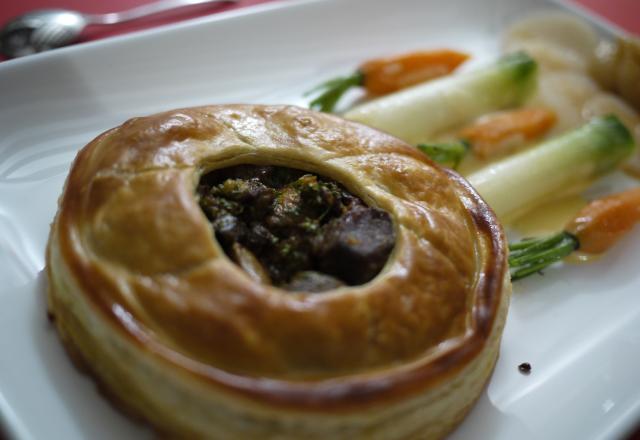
84 0 237 25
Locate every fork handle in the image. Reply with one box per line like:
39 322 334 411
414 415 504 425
84 0 237 25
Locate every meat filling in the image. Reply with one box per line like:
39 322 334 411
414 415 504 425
197 165 395 292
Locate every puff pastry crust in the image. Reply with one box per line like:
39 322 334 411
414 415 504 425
46 104 511 439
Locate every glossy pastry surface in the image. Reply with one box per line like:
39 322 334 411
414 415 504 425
46 105 510 438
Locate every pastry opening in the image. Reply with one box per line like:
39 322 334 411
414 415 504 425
197 164 395 292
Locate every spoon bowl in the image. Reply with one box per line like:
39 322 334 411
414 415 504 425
0 10 86 58
0 0 237 59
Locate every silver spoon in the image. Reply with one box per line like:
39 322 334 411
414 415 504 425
0 0 238 58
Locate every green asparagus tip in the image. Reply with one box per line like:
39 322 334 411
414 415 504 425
306 71 364 113
417 140 469 169
593 114 635 149
583 115 636 174
508 231 579 281
499 51 537 82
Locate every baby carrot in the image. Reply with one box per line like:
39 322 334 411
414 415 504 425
460 108 557 159
360 49 470 95
509 187 640 280
307 49 469 112
565 187 640 254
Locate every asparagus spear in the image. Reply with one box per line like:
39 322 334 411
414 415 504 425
467 115 635 221
307 49 469 112
344 52 537 144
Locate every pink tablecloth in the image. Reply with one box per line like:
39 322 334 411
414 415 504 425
0 0 274 45
0 0 638 56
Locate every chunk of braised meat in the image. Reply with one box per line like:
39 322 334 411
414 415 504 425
294 174 348 219
245 223 278 251
218 178 276 214
266 186 305 230
197 165 395 291
267 236 314 284
212 214 247 246
198 190 243 219
266 175 348 231
314 206 395 285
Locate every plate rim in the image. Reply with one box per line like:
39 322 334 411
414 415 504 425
0 0 637 439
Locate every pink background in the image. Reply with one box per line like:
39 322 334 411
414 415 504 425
0 0 274 61
0 0 638 55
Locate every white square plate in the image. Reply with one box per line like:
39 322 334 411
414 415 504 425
1 0 638 439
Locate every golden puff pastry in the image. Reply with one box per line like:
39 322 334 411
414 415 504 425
46 104 511 439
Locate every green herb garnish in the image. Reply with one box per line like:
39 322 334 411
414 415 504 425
417 140 469 169
306 72 364 113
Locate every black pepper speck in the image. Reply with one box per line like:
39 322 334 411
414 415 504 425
518 362 532 374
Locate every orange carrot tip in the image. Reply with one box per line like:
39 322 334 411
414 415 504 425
306 49 470 113
460 108 557 159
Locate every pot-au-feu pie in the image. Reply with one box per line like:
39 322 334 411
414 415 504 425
46 104 511 439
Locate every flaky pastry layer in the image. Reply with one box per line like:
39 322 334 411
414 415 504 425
46 105 510 438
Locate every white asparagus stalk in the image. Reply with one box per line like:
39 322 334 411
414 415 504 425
467 115 635 220
344 52 537 144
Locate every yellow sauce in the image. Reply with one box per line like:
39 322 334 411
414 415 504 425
507 195 597 267
623 164 640 180
509 195 586 237
566 251 602 264
457 136 551 177
457 154 489 176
